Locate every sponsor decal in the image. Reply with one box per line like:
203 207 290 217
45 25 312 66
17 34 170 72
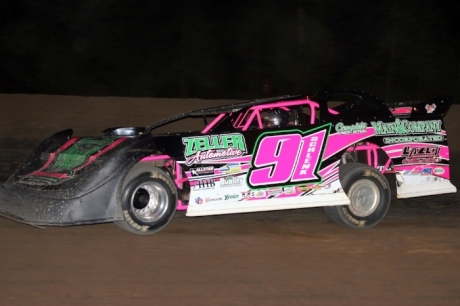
335 122 367 134
251 190 266 198
195 197 203 204
402 146 440 158
312 184 323 191
241 191 251 199
377 165 392 171
205 197 223 202
434 167 445 175
420 168 432 175
401 146 441 164
383 135 444 144
219 176 243 187
425 103 436 114
390 107 412 116
402 156 442 164
219 163 242 174
267 188 283 196
403 169 421 175
297 185 311 192
402 157 441 164
224 194 240 200
282 186 296 194
182 133 247 166
190 166 214 176
371 119 442 136
193 179 215 190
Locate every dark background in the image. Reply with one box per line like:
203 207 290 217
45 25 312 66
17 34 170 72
0 0 459 101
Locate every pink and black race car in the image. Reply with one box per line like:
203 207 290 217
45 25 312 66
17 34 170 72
0 90 456 234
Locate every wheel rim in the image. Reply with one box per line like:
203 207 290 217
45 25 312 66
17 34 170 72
130 182 169 223
347 179 380 217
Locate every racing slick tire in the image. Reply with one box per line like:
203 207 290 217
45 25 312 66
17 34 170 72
115 167 177 235
324 163 390 228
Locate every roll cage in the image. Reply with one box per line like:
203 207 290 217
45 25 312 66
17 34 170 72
202 98 341 133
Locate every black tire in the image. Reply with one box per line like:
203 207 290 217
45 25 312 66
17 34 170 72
114 167 177 235
324 163 391 228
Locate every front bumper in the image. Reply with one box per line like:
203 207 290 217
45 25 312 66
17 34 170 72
0 178 123 227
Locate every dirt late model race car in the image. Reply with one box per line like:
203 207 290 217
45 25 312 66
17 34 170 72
0 90 457 235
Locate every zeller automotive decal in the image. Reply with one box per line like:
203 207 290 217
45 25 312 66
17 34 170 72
247 124 331 188
182 133 247 166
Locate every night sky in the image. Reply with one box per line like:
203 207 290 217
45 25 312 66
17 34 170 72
0 0 459 101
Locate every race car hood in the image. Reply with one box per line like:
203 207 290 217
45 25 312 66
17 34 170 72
0 128 156 226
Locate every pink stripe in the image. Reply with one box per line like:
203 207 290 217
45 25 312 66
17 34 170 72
25 137 128 179
235 109 250 128
383 143 450 160
201 113 226 133
25 153 57 177
197 156 252 164
232 113 243 127
29 171 69 179
324 127 375 160
141 155 171 162
322 174 339 185
390 107 412 115
318 160 340 179
59 137 80 151
242 111 259 131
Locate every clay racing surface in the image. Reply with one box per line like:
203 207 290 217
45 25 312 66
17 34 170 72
0 95 459 305
0 144 459 306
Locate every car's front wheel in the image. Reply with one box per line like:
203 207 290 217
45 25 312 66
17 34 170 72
115 167 177 235
324 163 391 228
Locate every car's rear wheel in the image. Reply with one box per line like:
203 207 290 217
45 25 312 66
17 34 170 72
324 163 390 228
115 167 177 235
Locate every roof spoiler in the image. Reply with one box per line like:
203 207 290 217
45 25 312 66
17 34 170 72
386 96 454 118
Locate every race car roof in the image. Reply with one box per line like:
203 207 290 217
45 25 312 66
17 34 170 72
144 94 303 132
144 90 380 132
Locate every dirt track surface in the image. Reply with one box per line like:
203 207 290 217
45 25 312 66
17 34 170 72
0 148 459 305
0 95 459 305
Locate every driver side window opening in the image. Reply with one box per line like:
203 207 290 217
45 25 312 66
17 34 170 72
234 99 324 131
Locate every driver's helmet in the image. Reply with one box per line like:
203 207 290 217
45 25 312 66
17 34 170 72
263 109 289 127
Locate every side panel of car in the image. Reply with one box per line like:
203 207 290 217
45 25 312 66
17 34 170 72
152 120 455 217
147 94 456 219
330 116 456 198
156 125 365 216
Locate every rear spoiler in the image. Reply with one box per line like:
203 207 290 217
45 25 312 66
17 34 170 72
386 96 454 118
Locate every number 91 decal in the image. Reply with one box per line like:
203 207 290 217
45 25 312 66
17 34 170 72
247 124 331 189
